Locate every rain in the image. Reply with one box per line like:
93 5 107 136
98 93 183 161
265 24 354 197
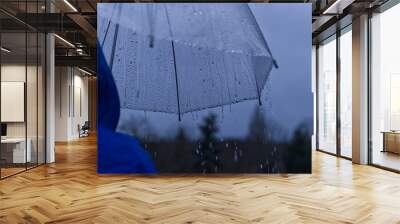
99 3 313 173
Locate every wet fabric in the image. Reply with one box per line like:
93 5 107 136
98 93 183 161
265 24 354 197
98 3 275 116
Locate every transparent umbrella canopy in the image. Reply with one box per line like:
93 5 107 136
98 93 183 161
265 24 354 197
98 3 277 120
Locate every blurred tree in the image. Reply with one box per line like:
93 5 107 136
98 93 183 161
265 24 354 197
174 126 189 172
285 120 312 173
248 106 288 144
175 126 189 143
118 113 159 142
248 107 267 143
117 113 142 136
195 113 220 173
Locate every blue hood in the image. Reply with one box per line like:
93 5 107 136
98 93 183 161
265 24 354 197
97 46 120 130
97 45 157 174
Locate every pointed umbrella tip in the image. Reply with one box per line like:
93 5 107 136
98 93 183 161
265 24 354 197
273 59 279 69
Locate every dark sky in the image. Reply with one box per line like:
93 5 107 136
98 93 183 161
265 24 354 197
117 3 312 140
249 3 313 133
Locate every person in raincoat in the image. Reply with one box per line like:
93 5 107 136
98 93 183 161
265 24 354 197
97 45 157 174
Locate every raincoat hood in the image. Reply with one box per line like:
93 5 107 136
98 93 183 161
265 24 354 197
97 43 157 174
97 45 120 130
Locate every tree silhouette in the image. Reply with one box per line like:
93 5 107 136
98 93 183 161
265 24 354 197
248 107 267 143
118 113 158 141
285 120 312 173
173 126 189 171
175 126 189 144
195 113 220 173
248 106 288 144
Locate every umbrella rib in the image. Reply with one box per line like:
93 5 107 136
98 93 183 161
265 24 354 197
164 4 182 121
245 4 277 105
246 4 278 69
171 41 181 121
100 4 117 48
109 5 122 71
245 56 262 106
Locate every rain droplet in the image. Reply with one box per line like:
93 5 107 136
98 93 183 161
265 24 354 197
234 151 238 162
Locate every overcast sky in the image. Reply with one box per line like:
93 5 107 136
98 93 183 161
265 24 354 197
116 3 313 140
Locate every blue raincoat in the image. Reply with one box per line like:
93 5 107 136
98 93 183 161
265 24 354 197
97 46 157 174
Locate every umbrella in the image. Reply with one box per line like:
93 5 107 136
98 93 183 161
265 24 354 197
98 3 277 121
